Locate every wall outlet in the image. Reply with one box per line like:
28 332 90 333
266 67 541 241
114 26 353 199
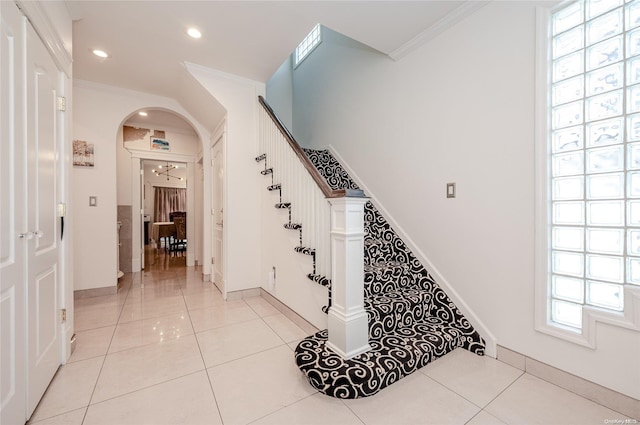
446 183 456 198
268 266 276 290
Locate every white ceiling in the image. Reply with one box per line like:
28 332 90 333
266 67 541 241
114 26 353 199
66 1 469 99
124 109 198 134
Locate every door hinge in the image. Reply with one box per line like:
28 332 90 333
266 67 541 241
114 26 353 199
57 96 66 112
211 159 215 167
212 257 215 264
60 308 67 323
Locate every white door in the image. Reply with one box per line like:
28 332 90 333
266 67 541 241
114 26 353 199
25 21 62 417
0 4 27 424
211 138 225 293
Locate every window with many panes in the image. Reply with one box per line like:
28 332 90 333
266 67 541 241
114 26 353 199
295 24 321 67
549 0 640 331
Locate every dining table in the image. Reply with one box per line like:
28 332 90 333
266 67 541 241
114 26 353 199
150 221 176 249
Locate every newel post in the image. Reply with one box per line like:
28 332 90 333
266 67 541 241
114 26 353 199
327 195 371 359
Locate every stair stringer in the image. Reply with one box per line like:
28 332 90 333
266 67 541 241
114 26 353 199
258 164 329 330
326 145 497 357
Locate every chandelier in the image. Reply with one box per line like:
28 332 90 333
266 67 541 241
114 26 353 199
152 162 183 181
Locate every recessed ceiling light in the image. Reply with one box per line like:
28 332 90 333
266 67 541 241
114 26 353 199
138 111 148 117
92 49 109 58
187 28 202 39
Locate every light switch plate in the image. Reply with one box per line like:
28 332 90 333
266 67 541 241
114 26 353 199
446 183 456 198
89 196 97 207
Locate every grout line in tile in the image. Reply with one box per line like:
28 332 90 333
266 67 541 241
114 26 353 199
182 285 225 425
260 314 296 346
417 372 486 416
106 326 195 356
418 360 525 411
198 337 289 370
27 407 87 425
463 410 482 425
245 392 320 424
475 370 527 425
81 280 133 424
84 370 207 410
340 397 368 425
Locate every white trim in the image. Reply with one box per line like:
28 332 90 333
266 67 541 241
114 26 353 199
389 1 489 61
210 126 227 298
126 148 196 163
210 117 227 149
16 0 72 77
294 24 322 68
534 5 556 340
534 5 640 348
326 145 497 357
182 61 264 89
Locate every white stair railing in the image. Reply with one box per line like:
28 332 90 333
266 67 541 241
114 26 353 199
258 96 370 359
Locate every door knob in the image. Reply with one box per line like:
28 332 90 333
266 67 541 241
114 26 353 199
19 232 34 239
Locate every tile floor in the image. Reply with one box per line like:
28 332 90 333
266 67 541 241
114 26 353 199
28 262 635 425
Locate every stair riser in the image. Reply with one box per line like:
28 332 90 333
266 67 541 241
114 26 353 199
257 158 330 294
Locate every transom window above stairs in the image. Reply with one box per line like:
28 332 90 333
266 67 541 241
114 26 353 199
295 24 321 66
537 0 640 344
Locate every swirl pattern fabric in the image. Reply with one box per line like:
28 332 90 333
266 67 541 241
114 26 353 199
291 148 485 398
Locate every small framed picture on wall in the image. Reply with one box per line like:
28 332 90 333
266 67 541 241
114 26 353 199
150 137 170 151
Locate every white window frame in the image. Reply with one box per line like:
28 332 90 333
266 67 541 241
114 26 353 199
535 3 640 348
294 24 322 68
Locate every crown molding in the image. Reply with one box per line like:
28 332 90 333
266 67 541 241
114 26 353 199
16 0 72 77
389 1 490 61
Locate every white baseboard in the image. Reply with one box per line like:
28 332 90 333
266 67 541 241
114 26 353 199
497 345 640 419
260 289 319 335
73 285 117 299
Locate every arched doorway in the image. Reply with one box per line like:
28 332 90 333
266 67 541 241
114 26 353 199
116 108 203 273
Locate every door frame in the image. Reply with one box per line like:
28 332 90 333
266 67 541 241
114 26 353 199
210 120 227 298
210 136 225 296
128 149 196 271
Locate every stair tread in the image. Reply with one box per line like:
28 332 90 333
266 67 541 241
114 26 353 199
367 287 432 305
307 274 330 287
295 317 478 399
294 246 315 255
364 260 410 273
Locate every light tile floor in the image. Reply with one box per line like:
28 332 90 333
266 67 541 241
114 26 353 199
28 265 634 425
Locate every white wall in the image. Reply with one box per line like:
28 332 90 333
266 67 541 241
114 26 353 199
184 63 265 294
260 184 329 329
267 4 640 399
72 80 210 290
265 56 293 130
